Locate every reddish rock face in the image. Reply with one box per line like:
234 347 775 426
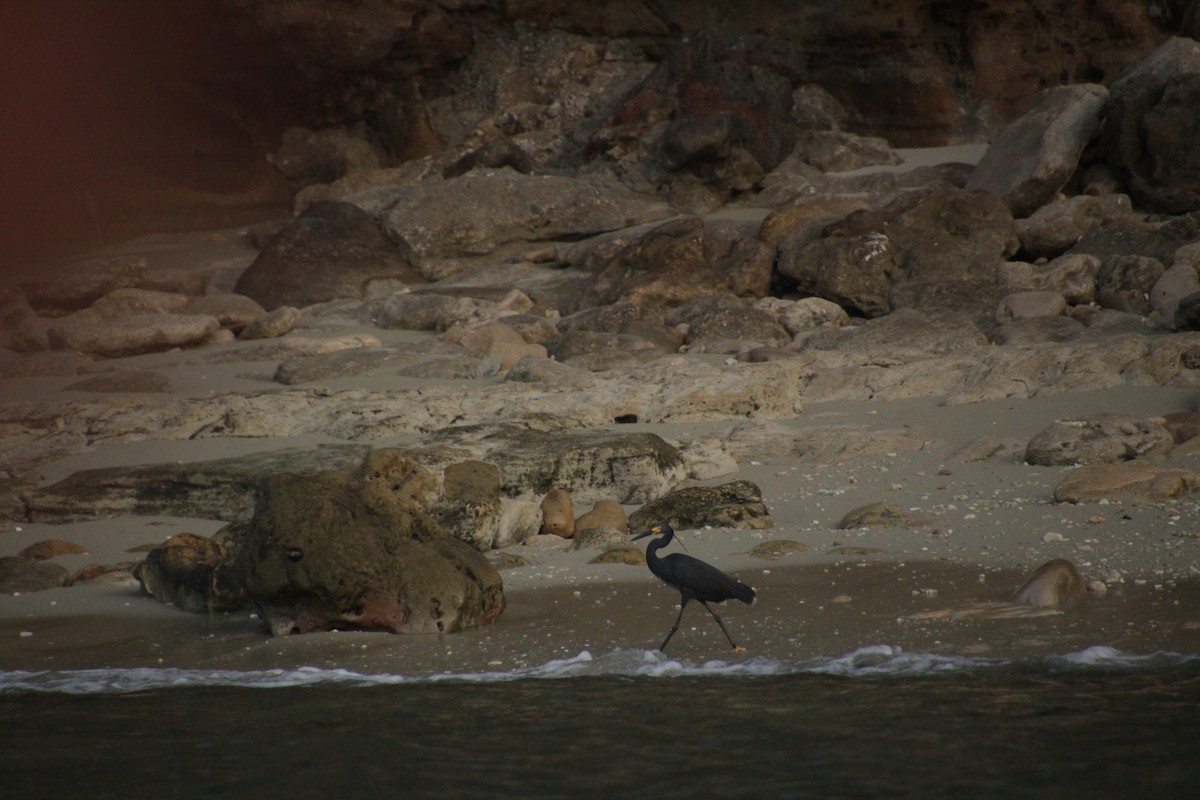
287 591 410 636
1 0 1177 277
0 2 297 271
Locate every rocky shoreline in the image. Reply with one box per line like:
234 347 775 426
3 33 1200 667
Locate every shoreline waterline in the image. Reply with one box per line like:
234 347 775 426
4 642 1200 695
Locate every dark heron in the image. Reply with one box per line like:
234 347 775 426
632 521 756 652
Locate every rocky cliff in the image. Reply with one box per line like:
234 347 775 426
3 0 1195 270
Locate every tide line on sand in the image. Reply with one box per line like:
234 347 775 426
2 644 1196 695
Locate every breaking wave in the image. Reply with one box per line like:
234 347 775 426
3 644 1197 695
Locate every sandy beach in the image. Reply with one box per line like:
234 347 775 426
5 141 1200 677
3 337 1199 675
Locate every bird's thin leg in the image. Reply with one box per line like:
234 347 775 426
659 597 690 651
700 601 745 652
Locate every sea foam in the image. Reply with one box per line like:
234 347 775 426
3 645 1196 695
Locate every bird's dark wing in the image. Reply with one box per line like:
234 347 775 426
661 553 755 604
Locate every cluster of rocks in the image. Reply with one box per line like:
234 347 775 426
1031 413 1200 505
6 40 1200 381
5 36 1200 634
521 479 773 565
0 255 299 362
19 0 1189 261
537 488 629 540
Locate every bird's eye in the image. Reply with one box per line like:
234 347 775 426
286 547 304 562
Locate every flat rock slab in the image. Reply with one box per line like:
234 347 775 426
24 445 371 523
1053 462 1200 503
628 480 773 531
422 426 688 505
372 171 674 263
46 314 220 357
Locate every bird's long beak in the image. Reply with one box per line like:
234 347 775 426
631 525 662 540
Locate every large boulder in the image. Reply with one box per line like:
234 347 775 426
1053 463 1200 503
966 84 1108 217
231 450 504 636
235 201 424 310
574 498 629 536
1103 37 1200 214
777 186 1018 316
574 215 775 311
370 171 673 269
44 313 221 357
1025 414 1175 466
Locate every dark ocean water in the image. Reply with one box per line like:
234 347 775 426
3 646 1200 800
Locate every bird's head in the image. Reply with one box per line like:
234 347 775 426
632 521 674 541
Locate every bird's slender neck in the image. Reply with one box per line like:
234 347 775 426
645 531 674 562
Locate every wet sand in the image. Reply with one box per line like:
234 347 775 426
3 557 1200 677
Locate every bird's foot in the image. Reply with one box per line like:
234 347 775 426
731 646 747 653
